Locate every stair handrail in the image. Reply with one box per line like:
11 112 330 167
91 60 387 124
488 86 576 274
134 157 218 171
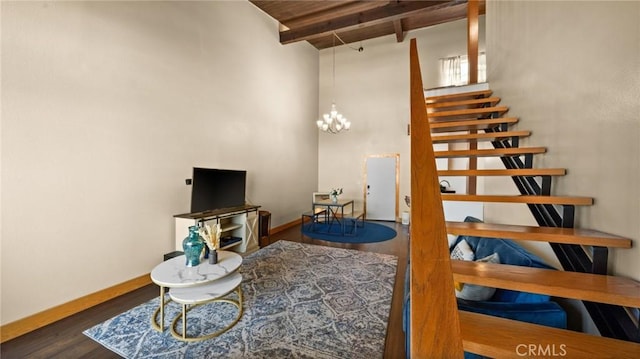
409 38 463 357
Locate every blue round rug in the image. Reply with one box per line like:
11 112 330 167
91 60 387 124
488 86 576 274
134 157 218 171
301 221 397 244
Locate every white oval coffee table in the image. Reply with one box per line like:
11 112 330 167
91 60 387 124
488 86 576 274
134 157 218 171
150 251 242 335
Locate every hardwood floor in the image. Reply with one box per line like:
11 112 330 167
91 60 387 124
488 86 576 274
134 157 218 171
1 221 409 359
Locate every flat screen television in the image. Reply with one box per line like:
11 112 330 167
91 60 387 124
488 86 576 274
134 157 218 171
190 168 246 213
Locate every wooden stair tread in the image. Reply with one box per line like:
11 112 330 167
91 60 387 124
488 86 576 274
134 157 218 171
438 168 566 176
429 115 498 123
452 261 640 307
432 131 530 144
430 118 518 133
442 194 594 206
460 311 640 358
446 221 632 248
428 106 508 119
427 97 501 109
435 147 547 158
425 89 492 103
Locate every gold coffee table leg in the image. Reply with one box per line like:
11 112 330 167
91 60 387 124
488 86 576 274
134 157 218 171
170 285 243 342
151 286 172 331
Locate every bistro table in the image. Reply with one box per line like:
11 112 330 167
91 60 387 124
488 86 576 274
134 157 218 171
312 198 356 236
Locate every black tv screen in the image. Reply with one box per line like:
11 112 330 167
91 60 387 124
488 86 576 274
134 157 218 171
190 168 246 213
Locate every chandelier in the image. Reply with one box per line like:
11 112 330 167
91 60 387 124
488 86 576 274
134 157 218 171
317 33 351 134
317 103 350 133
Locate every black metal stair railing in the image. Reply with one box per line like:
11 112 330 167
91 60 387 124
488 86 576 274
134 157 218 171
479 122 640 343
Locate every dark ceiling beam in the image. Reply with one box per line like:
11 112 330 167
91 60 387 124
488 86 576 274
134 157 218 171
280 1 453 45
393 0 405 43
393 19 405 42
308 22 395 49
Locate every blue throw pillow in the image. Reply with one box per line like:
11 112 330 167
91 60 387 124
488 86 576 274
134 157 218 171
455 253 500 301
453 216 554 303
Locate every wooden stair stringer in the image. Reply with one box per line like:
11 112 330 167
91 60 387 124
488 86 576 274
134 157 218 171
410 39 464 357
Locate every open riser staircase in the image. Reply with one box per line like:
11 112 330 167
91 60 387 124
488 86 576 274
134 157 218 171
408 39 640 358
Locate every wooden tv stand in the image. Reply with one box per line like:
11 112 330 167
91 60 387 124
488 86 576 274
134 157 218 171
174 204 260 256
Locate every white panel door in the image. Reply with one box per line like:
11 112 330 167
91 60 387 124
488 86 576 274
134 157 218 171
365 156 397 221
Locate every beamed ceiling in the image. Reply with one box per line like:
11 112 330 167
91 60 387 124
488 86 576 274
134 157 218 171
250 0 485 49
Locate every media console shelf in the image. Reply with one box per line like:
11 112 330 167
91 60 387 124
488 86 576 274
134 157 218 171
174 204 260 256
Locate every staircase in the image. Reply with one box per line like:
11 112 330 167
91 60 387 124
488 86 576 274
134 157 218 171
408 39 640 358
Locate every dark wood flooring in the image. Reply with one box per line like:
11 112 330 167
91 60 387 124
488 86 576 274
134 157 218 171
1 221 409 359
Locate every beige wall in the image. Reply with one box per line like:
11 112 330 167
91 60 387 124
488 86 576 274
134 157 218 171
318 18 485 215
485 0 640 332
1 1 318 324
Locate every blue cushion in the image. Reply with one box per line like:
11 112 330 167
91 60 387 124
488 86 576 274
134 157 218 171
453 216 555 303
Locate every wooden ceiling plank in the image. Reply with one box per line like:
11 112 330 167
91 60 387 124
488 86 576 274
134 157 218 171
280 1 451 45
250 1 360 21
403 1 485 32
281 1 389 29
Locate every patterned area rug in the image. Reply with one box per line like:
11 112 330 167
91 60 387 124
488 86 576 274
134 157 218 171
84 240 398 358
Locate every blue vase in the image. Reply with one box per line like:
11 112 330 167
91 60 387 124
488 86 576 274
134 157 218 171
183 226 204 267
